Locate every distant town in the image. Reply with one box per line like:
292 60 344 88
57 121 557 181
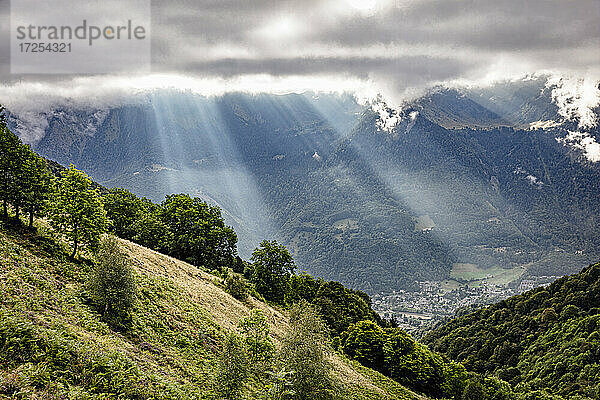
372 275 561 335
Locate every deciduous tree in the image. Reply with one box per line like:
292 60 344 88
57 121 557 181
340 320 385 371
250 240 295 304
49 165 108 258
89 236 137 329
0 114 21 219
215 333 249 400
103 188 148 240
160 194 237 269
22 152 54 227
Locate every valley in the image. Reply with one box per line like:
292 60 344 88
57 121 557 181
7 77 600 324
1 75 599 399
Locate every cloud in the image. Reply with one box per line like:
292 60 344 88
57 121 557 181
547 76 600 129
0 73 370 142
557 131 600 163
0 0 598 114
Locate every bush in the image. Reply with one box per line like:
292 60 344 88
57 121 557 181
214 333 249 400
224 270 249 301
238 309 275 369
88 236 137 330
278 301 342 400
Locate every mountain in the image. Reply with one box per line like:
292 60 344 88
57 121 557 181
422 262 600 398
24 92 361 260
0 221 423 400
8 78 600 319
413 88 510 129
404 77 559 130
346 104 600 274
465 76 561 126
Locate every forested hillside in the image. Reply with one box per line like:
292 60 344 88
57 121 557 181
423 263 600 398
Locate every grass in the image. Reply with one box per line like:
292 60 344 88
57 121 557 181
413 215 435 232
335 357 428 400
440 280 461 293
0 221 217 399
0 218 426 399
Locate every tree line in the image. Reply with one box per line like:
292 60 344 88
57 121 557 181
0 106 54 229
0 106 237 264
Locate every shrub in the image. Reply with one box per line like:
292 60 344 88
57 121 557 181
225 270 249 301
88 236 137 330
214 333 249 400
278 301 342 400
238 309 275 369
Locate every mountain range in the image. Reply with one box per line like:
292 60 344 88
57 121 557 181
8 76 600 298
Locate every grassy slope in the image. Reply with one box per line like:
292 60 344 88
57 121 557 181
0 222 425 400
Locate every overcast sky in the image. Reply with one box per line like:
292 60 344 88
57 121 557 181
0 0 599 108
